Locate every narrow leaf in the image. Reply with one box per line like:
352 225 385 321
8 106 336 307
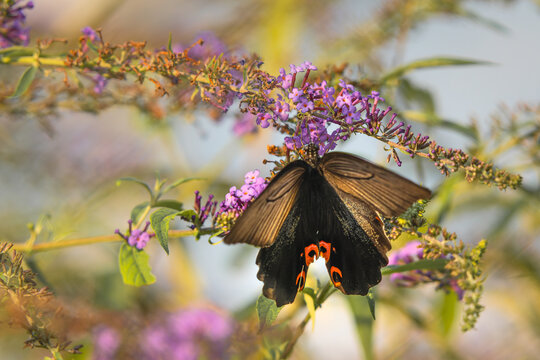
460 10 508 32
401 110 478 141
256 294 281 331
382 259 448 275
153 199 183 211
131 201 150 223
118 243 156 286
150 208 181 254
167 32 173 52
438 291 458 336
346 296 374 360
116 177 153 198
303 290 316 330
10 66 38 98
161 177 204 195
366 289 376 320
380 57 491 83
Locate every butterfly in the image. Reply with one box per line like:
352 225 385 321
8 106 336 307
224 145 431 306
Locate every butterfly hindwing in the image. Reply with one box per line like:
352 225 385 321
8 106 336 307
256 167 321 306
320 152 431 217
256 205 315 306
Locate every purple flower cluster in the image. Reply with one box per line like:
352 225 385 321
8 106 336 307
247 62 406 157
388 240 464 300
0 0 33 48
115 220 155 250
190 191 217 229
142 308 233 360
214 170 268 233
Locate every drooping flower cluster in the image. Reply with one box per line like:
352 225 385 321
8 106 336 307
141 308 233 360
0 0 33 48
214 170 268 233
388 240 464 300
115 220 155 250
243 62 428 159
243 62 521 188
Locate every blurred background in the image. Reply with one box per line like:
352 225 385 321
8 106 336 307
1 0 539 359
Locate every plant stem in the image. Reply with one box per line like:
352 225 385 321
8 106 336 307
10 228 215 253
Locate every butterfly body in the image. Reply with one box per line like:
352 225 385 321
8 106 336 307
225 150 430 306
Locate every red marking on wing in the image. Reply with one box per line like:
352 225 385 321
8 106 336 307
319 241 331 263
304 244 319 266
330 266 343 287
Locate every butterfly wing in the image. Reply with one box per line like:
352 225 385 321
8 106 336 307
255 203 317 306
320 152 431 217
319 184 390 295
254 162 320 306
255 163 391 305
224 161 306 247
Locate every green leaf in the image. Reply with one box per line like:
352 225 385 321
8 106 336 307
438 291 458 337
10 66 38 98
161 177 204 195
382 259 448 275
401 110 479 141
303 288 317 330
366 289 376 320
167 32 173 52
256 294 281 331
118 243 156 286
153 199 183 211
116 177 153 198
131 201 150 223
460 9 508 32
380 57 491 83
346 296 374 360
149 208 180 254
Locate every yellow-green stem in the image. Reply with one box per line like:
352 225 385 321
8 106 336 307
11 229 213 253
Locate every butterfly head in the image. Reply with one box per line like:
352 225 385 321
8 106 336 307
302 143 320 168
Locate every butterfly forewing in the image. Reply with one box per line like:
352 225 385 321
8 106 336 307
224 161 306 247
320 152 431 217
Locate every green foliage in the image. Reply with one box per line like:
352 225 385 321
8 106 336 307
150 208 196 254
10 65 37 98
130 201 150 223
118 243 156 286
346 295 375 360
382 259 449 275
256 294 282 331
380 57 491 84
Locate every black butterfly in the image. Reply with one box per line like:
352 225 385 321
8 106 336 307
224 146 431 306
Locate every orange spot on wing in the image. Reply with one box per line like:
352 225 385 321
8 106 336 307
330 266 343 287
304 244 319 266
296 270 306 291
319 241 331 263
